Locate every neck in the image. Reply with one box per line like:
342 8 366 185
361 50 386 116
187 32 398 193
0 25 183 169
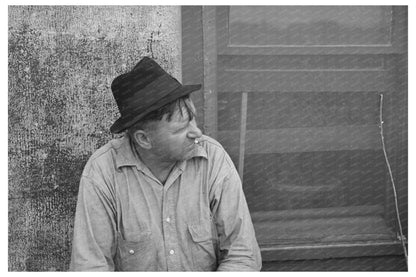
132 143 176 183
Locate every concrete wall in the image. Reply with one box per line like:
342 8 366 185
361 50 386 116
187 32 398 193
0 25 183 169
8 6 181 271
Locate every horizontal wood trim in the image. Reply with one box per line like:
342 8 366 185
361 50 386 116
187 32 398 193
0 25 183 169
254 215 395 245
261 255 407 271
219 55 385 71
218 46 406 55
218 70 388 92
260 241 405 261
251 205 383 221
218 125 381 154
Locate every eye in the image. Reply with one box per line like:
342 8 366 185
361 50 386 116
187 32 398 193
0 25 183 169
175 123 188 133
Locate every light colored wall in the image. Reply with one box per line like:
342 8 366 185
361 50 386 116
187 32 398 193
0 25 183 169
8 6 181 271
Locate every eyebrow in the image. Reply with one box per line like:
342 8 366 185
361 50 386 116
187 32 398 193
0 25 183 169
169 121 188 134
178 115 191 126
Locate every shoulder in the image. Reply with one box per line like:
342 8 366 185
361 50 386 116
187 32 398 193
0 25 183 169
82 137 124 177
198 136 242 197
199 135 226 158
198 135 236 171
199 135 225 151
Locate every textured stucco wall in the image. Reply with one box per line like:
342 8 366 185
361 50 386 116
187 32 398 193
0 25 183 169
8 6 181 271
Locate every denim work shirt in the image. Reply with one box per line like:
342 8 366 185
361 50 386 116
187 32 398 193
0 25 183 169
69 135 261 271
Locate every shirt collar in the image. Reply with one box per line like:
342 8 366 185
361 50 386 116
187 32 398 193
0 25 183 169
176 142 208 171
115 135 208 171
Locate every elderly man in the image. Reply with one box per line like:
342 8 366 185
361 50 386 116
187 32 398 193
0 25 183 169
69 57 261 271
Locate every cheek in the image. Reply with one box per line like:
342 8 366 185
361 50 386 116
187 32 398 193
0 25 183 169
165 135 187 153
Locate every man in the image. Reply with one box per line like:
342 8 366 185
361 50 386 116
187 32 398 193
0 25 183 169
69 57 261 271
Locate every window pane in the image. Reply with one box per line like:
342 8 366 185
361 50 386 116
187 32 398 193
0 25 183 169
242 91 386 210
229 6 392 46
246 92 379 129
243 150 386 212
232 91 396 244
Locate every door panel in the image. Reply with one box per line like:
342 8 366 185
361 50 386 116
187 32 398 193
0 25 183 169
182 5 407 266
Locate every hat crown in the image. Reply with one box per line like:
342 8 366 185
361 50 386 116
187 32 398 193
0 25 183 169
111 57 173 99
109 57 201 134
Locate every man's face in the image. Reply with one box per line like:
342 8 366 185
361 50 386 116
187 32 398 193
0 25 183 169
147 99 202 162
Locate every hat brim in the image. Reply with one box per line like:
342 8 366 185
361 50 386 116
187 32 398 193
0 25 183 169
110 84 201 134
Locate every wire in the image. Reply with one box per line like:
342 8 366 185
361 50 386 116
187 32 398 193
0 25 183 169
379 94 408 269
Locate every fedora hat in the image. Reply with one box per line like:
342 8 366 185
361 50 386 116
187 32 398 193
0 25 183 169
110 57 201 134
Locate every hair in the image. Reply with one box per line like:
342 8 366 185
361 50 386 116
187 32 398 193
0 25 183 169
127 95 195 138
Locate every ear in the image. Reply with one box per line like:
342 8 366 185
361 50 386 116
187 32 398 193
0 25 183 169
133 130 153 149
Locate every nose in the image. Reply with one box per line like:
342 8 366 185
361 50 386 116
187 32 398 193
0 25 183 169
187 120 202 140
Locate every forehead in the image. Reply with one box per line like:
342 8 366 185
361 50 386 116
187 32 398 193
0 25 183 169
172 98 196 120
153 99 196 130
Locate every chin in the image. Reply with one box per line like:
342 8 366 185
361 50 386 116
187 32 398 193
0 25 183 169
180 150 195 161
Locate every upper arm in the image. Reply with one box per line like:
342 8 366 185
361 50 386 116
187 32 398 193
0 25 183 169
70 171 117 271
208 148 262 271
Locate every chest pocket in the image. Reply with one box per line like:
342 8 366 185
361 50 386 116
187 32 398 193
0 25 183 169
115 231 157 271
188 222 218 271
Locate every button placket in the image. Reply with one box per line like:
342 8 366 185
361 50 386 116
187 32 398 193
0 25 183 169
162 185 181 270
162 189 172 260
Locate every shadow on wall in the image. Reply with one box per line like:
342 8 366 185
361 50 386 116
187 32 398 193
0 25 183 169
8 6 181 271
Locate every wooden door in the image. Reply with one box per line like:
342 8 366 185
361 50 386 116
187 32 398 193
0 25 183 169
182 6 407 268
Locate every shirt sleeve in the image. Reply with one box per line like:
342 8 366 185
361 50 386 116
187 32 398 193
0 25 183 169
209 150 262 271
69 173 117 271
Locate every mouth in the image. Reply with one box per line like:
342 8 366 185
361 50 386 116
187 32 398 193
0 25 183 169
186 140 199 150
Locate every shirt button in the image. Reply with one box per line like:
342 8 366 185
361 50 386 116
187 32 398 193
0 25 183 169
169 249 175 255
129 249 135 255
166 217 171 223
